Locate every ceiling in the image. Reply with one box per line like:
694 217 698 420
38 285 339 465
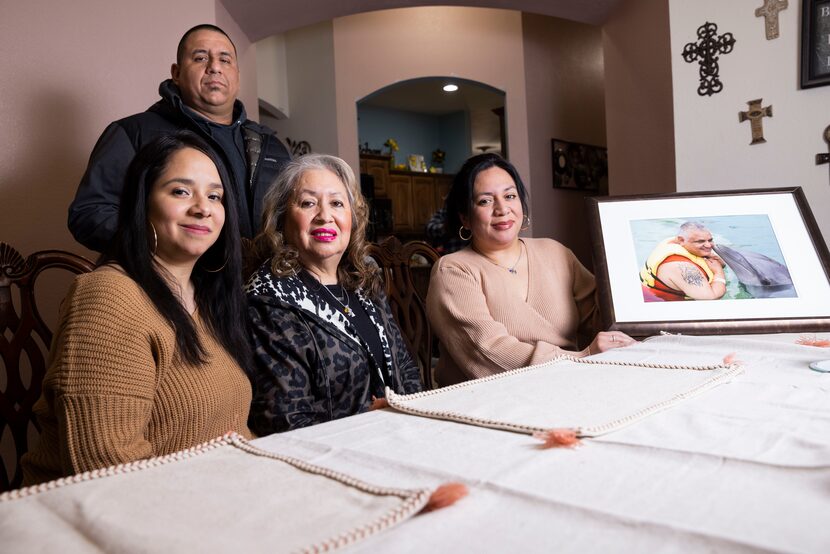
222 0 624 41
359 78 504 116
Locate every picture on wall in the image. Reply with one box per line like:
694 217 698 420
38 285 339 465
551 139 608 192
587 187 830 337
800 0 830 88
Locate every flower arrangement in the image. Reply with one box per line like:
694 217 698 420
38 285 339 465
384 138 399 153
431 148 446 166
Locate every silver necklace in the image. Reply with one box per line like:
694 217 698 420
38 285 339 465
322 284 355 317
476 241 524 274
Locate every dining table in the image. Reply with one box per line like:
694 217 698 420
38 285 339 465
2 333 829 553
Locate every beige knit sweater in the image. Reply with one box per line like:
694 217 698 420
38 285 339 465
427 238 599 386
22 268 253 485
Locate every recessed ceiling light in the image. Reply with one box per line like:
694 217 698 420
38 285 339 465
443 84 459 92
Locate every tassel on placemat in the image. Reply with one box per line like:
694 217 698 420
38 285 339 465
722 352 743 366
419 483 468 513
796 336 830 347
532 428 581 449
370 396 389 410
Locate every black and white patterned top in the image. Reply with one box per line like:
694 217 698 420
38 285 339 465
245 262 423 434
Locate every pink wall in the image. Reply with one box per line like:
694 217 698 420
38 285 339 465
522 13 606 267
602 0 675 196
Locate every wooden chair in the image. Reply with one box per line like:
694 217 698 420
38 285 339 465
367 237 440 390
0 242 94 491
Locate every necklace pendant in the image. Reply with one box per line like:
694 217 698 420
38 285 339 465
508 268 518 274
343 306 354 317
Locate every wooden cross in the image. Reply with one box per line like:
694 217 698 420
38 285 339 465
738 99 773 145
755 0 788 40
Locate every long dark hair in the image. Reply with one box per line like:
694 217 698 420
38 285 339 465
445 153 530 239
102 131 250 371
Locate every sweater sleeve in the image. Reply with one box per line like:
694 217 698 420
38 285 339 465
68 122 136 252
246 298 331 434
51 276 157 474
427 261 573 380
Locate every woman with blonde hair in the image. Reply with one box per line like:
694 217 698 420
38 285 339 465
246 154 422 434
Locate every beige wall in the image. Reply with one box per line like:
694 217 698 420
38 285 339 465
331 6 531 221
602 0 676 197
669 0 830 247
264 22 339 156
523 13 606 267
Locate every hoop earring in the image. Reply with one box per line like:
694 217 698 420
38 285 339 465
149 222 158 255
521 215 531 231
458 226 473 241
202 256 229 273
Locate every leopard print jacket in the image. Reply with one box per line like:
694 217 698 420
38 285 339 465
245 263 423 435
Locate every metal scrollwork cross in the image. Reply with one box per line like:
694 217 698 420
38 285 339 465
682 22 737 96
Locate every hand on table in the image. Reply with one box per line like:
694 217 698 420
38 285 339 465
589 331 637 355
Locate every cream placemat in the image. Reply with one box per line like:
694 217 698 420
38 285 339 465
0 433 432 553
386 356 743 438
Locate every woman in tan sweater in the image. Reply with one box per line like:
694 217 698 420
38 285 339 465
427 154 635 386
22 132 252 484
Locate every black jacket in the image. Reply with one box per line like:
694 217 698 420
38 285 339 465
245 264 423 435
68 80 291 252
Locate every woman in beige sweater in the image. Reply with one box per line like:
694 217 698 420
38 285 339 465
22 132 252 484
427 154 635 386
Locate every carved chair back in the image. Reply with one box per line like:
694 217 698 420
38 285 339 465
0 242 95 491
367 237 440 390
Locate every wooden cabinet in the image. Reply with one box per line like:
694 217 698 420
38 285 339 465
388 174 414 233
359 155 453 239
358 154 389 197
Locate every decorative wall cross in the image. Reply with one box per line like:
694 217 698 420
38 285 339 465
755 0 788 40
738 99 773 145
817 125 830 165
682 22 737 96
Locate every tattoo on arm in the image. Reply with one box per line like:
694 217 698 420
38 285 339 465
679 264 705 287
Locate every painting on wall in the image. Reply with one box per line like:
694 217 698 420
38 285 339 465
586 187 830 337
801 0 830 88
551 139 608 193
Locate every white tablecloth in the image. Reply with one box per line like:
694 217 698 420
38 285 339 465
2 334 828 552
254 334 830 553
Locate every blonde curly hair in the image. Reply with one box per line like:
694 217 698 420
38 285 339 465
254 154 382 296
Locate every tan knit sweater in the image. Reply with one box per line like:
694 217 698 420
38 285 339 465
427 238 599 386
22 268 253 485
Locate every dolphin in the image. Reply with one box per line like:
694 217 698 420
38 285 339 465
713 244 796 299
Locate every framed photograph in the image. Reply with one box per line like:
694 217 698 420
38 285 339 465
408 154 425 172
551 139 608 192
586 187 830 337
800 0 830 88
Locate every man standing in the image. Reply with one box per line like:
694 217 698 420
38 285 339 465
69 24 291 252
640 221 727 301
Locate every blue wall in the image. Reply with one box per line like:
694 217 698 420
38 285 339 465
357 105 469 174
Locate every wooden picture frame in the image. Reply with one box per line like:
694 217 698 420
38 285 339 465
586 187 830 337
801 0 830 88
551 139 608 193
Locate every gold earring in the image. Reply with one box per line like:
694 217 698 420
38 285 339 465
149 222 158 255
458 226 472 241
202 256 229 273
